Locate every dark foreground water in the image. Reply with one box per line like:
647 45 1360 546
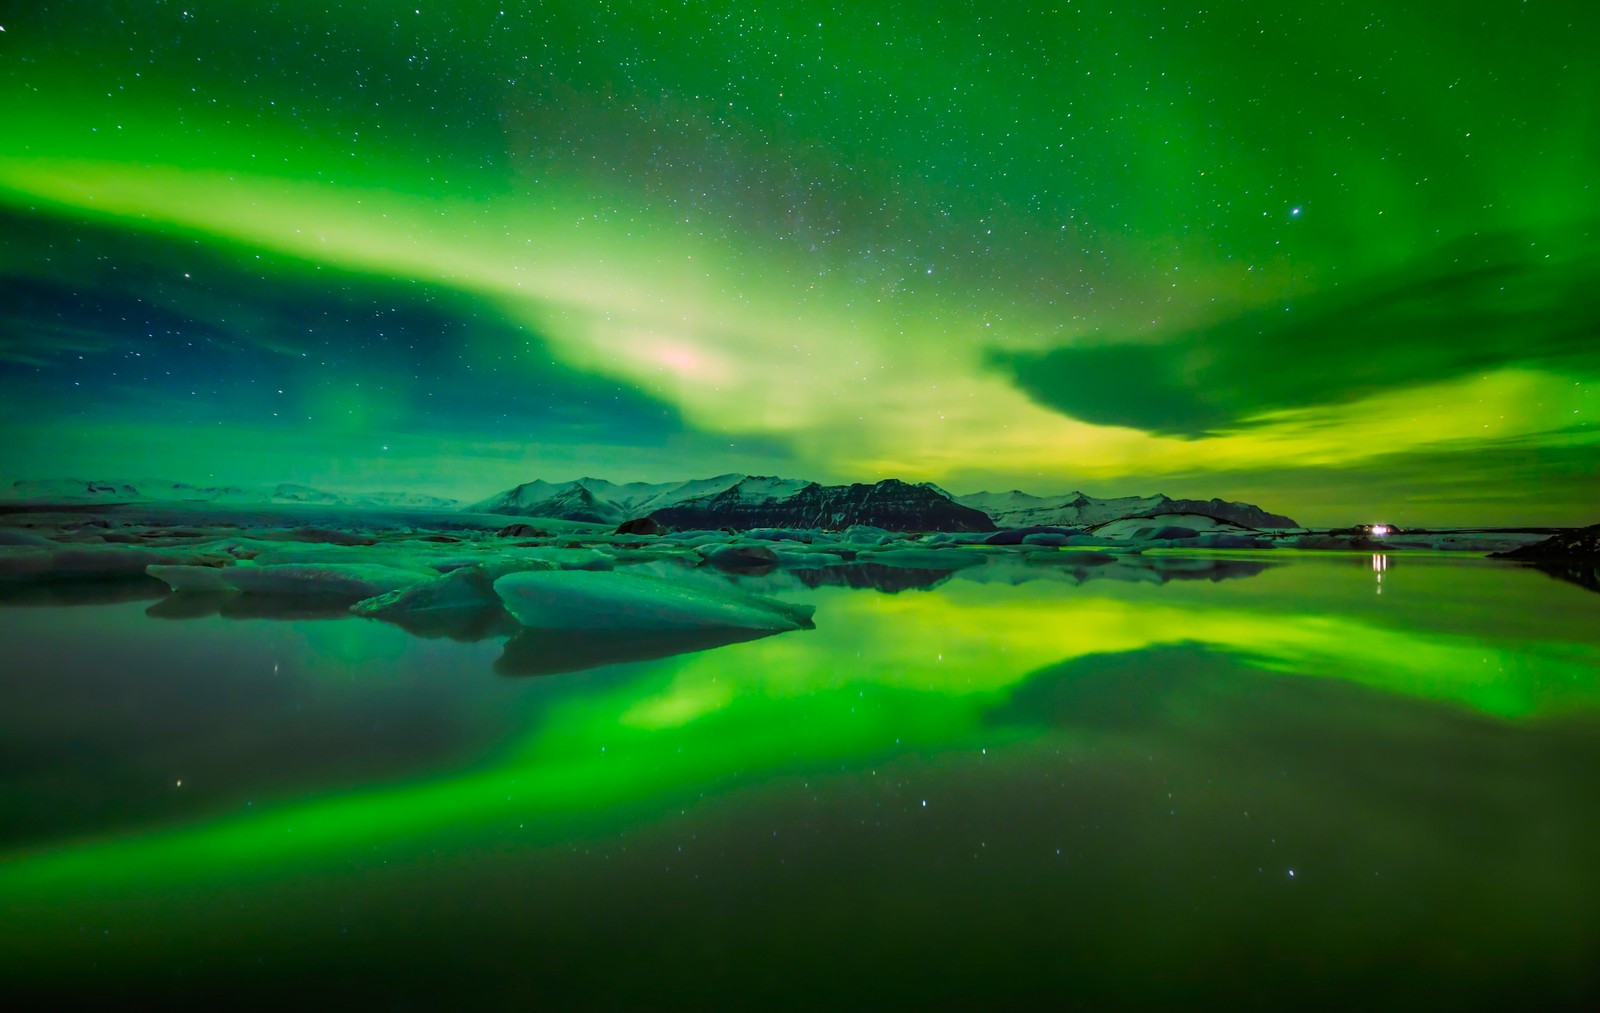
2 552 1598 1010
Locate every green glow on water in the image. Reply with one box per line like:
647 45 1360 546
2 559 1596 914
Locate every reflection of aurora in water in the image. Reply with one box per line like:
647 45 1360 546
1 554 1596 908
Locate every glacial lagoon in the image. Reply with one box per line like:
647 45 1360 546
2 551 1597 1008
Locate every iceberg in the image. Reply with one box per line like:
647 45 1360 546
146 591 364 621
146 564 234 592
503 546 615 571
0 529 56 547
0 545 190 581
493 570 815 632
841 524 895 545
1020 532 1075 546
742 527 816 542
697 543 780 570
350 558 554 619
1092 513 1249 541
852 548 987 569
257 526 379 546
221 564 433 599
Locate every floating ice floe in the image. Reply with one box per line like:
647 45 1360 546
221 564 433 599
698 543 780 569
841 524 896 545
1190 534 1272 549
503 546 615 570
978 526 1080 546
662 530 733 547
852 548 987 569
0 545 196 581
0 529 57 547
742 527 816 543
146 564 234 592
1092 513 1249 541
350 558 554 619
606 547 700 566
1425 532 1554 553
203 534 443 561
493 569 815 631
1020 532 1075 546
255 526 379 546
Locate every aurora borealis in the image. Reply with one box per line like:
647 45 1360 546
2 2 1596 525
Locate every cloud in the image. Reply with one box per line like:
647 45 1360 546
990 229 1600 437
1148 431 1600 528
0 208 687 438
0 206 809 486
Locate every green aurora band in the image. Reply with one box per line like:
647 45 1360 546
1 2 1597 523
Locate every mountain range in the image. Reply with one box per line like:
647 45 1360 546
950 488 1299 529
468 475 997 531
2 479 459 511
468 474 1298 531
4 474 1299 531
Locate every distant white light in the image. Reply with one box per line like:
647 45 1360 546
1371 524 1390 537
1291 207 1302 216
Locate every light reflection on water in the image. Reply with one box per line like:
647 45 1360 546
0 553 1597 1008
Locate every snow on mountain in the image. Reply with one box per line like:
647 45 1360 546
956 490 1167 528
469 474 766 523
2 478 457 510
955 490 1298 529
3 478 141 502
636 474 744 508
347 491 460 510
128 480 261 503
651 478 993 532
6 471 1288 530
469 475 996 531
270 483 344 505
467 477 691 522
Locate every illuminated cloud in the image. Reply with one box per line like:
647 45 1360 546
990 230 1600 436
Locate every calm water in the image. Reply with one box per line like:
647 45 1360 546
2 553 1598 1009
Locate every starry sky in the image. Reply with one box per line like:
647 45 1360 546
0 1 1596 525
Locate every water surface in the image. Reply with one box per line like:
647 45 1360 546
2 553 1597 1009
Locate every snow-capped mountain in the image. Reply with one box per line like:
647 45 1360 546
470 474 777 523
3 479 142 502
469 476 710 523
347 490 462 510
954 489 1298 529
267 484 459 509
1 479 458 510
6 472 1292 531
652 478 994 531
468 475 996 531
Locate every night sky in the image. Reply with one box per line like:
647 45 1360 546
1 1 1596 525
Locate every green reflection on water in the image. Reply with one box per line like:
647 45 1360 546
1 554 1595 913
